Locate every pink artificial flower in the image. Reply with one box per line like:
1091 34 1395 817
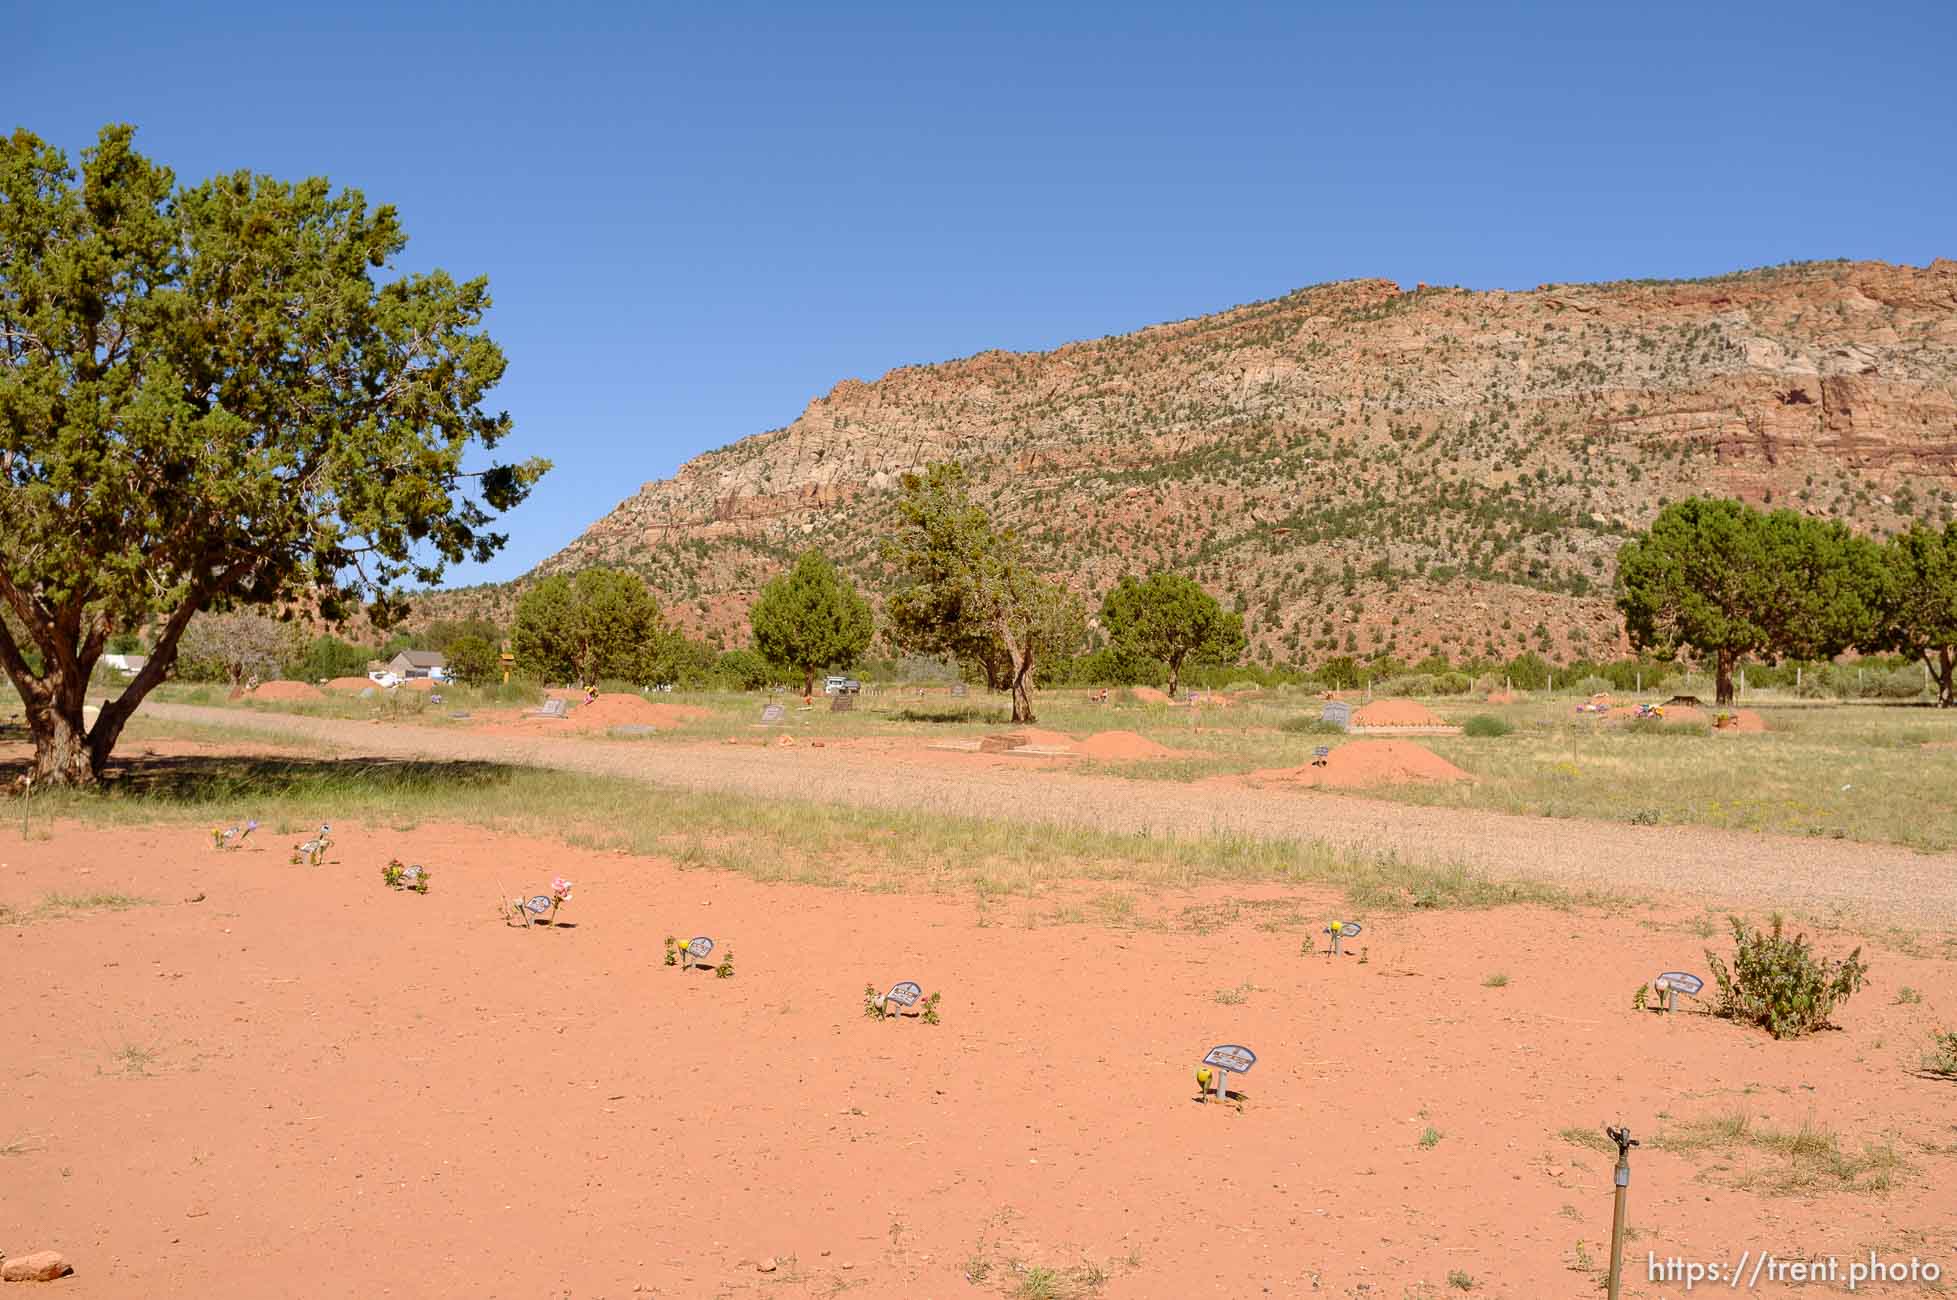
551 877 574 901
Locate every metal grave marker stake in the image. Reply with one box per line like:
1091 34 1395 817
684 936 715 970
884 980 923 1018
1201 1044 1257 1102
1325 920 1362 955
1651 971 1703 1013
524 895 553 924
1311 745 1331 767
760 703 786 725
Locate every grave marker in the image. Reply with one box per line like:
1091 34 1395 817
760 703 786 724
950 683 967 698
684 936 715 970
1321 700 1352 729
1311 745 1330 767
1324 920 1362 955
610 723 656 737
1201 1043 1257 1102
830 693 855 713
884 980 922 1017
1651 970 1703 1013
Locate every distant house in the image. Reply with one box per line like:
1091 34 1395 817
103 653 148 676
385 650 447 680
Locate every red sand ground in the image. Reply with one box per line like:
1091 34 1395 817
1242 738 1471 788
1128 686 1171 704
564 694 712 732
244 681 324 702
1350 699 1446 728
321 677 375 693
1073 730 1177 760
3 822 1952 1298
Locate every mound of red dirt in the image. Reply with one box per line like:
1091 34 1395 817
564 693 711 731
1246 739 1471 788
1351 699 1446 728
323 676 376 693
1074 730 1176 759
399 678 439 691
1607 705 1710 726
1714 709 1767 733
247 680 325 702
979 727 1075 752
1129 686 1171 705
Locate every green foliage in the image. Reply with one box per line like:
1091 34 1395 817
748 550 873 696
1705 914 1868 1039
1503 651 1551 691
1925 1029 1957 1078
1867 521 1957 707
862 983 888 1020
1616 499 1876 703
418 618 502 654
883 463 1086 722
511 568 664 685
444 634 498 686
1316 655 1361 689
921 991 942 1025
664 936 679 967
712 647 776 691
289 634 372 684
714 948 735 979
0 124 545 784
1462 714 1512 738
1099 571 1246 697
1632 983 1650 1011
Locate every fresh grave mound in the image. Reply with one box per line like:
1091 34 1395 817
1129 686 1171 704
323 676 376 693
1606 704 1709 726
1714 708 1767 733
1074 730 1177 759
1248 739 1471 788
1351 699 1445 728
247 680 325 702
398 678 440 691
565 693 711 731
978 727 1075 753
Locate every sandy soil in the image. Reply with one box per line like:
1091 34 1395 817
1074 731 1178 760
322 677 375 693
1129 687 1171 705
1349 699 1446 728
4 822 1953 1298
1240 739 1471 788
245 681 324 702
129 703 1957 927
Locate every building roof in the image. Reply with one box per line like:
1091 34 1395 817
392 650 446 667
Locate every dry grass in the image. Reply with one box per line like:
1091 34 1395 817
1655 1109 1906 1196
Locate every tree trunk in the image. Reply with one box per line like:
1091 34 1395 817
1931 647 1955 709
1166 656 1181 700
1010 658 1035 723
1714 649 1736 706
28 700 93 786
803 667 816 699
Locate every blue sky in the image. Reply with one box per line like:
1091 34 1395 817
11 0 1954 584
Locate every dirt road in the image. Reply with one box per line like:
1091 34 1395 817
141 702 1957 927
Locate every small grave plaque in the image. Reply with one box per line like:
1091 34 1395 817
884 980 922 1015
1312 745 1330 766
524 895 553 915
447 710 472 720
1201 1043 1257 1101
830 693 855 713
760 703 786 725
684 935 715 969
1321 700 1352 729
1652 970 1704 1013
950 683 967 698
1324 920 1362 955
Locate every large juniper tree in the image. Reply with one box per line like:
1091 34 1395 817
749 550 873 698
1099 571 1246 698
0 125 545 783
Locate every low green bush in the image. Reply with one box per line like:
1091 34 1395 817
1706 914 1868 1039
1461 714 1512 738
1281 716 1347 735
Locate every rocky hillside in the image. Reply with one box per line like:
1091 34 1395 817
453 259 1957 665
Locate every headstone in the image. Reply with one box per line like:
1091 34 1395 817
883 980 922 1016
830 693 855 713
1321 700 1352 729
760 703 786 725
684 936 715 969
610 723 656 737
1312 745 1330 766
1652 970 1704 1013
950 683 967 698
1201 1044 1257 1101
537 698 569 719
447 710 472 720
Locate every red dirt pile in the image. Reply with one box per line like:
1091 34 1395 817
1129 686 1171 705
1715 709 1768 733
1246 739 1471 789
247 680 325 702
323 676 375 693
979 727 1075 752
1351 699 1446 728
565 693 712 731
1074 730 1176 759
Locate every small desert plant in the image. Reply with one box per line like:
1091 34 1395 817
1631 983 1650 1011
1462 714 1512 738
665 935 680 967
715 948 735 979
1895 986 1922 1005
863 983 888 1019
1925 1029 1957 1078
1447 1269 1475 1289
1418 1125 1443 1148
1705 914 1868 1038
1482 972 1509 988
921 991 942 1024
1628 808 1661 826
382 859 405 889
1280 717 1347 735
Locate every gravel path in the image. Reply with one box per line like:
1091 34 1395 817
143 702 1957 928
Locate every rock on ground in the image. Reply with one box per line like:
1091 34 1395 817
2 1251 72 1282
